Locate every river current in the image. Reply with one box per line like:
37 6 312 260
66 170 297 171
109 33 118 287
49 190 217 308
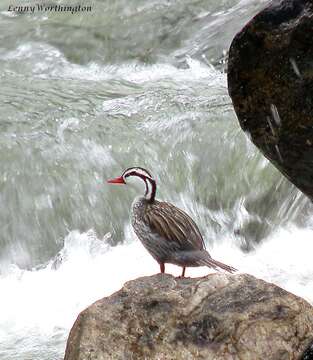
1 0 313 359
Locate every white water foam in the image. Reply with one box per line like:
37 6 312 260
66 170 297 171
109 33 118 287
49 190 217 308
0 42 226 89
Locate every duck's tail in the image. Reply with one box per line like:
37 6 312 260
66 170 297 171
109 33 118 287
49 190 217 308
172 250 237 273
199 255 237 273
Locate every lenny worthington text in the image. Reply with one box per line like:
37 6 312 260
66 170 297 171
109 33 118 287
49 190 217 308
7 4 92 14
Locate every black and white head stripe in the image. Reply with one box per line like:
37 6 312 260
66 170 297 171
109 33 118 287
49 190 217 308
122 167 154 179
122 167 156 202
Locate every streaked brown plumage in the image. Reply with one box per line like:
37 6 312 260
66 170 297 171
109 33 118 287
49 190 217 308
108 167 236 277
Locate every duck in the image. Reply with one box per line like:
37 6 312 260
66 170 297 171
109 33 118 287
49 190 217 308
108 166 236 277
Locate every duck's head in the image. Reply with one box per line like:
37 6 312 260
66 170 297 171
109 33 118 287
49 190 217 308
107 167 156 202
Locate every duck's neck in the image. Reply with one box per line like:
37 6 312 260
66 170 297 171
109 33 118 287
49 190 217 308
144 177 156 203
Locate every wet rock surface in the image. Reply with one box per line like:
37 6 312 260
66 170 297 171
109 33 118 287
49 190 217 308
302 342 313 360
228 0 313 200
64 273 313 360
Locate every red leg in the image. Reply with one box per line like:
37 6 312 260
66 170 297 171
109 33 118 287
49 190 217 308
181 267 186 278
160 263 165 274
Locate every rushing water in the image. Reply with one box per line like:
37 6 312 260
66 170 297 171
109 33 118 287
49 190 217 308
1 0 313 359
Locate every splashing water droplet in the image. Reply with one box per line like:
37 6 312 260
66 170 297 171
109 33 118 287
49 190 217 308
290 58 301 78
270 104 281 127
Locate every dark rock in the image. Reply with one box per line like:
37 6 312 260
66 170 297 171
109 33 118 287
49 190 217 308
64 273 313 360
227 0 313 200
302 341 313 360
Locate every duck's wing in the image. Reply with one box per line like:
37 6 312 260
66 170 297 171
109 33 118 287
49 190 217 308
143 200 206 251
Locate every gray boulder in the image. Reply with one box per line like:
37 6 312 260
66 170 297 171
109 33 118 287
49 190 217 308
228 0 313 200
64 273 313 359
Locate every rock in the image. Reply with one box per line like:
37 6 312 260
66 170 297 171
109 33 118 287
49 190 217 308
302 341 313 360
64 273 313 360
227 0 313 200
